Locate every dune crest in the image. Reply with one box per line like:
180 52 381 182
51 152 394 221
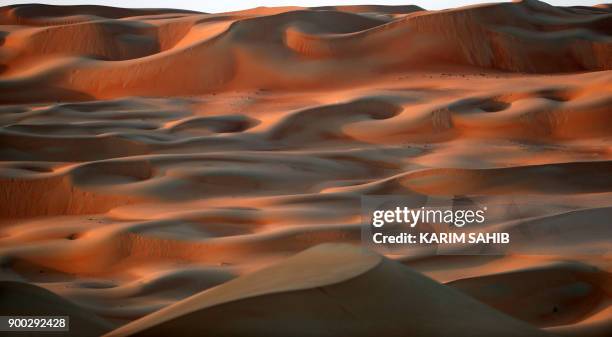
0 1 611 337
106 244 550 337
0 0 611 102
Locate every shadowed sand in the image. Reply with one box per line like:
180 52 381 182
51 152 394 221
0 281 114 336
0 0 611 336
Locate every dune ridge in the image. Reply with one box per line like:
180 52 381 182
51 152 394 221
0 0 610 102
105 244 552 337
0 1 611 337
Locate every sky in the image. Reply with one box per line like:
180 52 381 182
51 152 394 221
4 0 602 13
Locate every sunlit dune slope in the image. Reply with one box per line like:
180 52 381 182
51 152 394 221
106 244 551 337
0 1 611 337
0 0 610 102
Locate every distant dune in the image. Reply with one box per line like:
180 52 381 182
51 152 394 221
0 0 610 102
0 1 610 337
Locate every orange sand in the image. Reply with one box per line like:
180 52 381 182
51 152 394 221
0 1 611 336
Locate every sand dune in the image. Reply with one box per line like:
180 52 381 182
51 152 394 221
105 244 550 337
0 0 611 102
449 261 611 326
0 0 611 336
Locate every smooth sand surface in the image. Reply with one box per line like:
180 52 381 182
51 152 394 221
105 244 551 337
0 0 611 336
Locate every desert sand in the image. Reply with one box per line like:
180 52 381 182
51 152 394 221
0 0 611 336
